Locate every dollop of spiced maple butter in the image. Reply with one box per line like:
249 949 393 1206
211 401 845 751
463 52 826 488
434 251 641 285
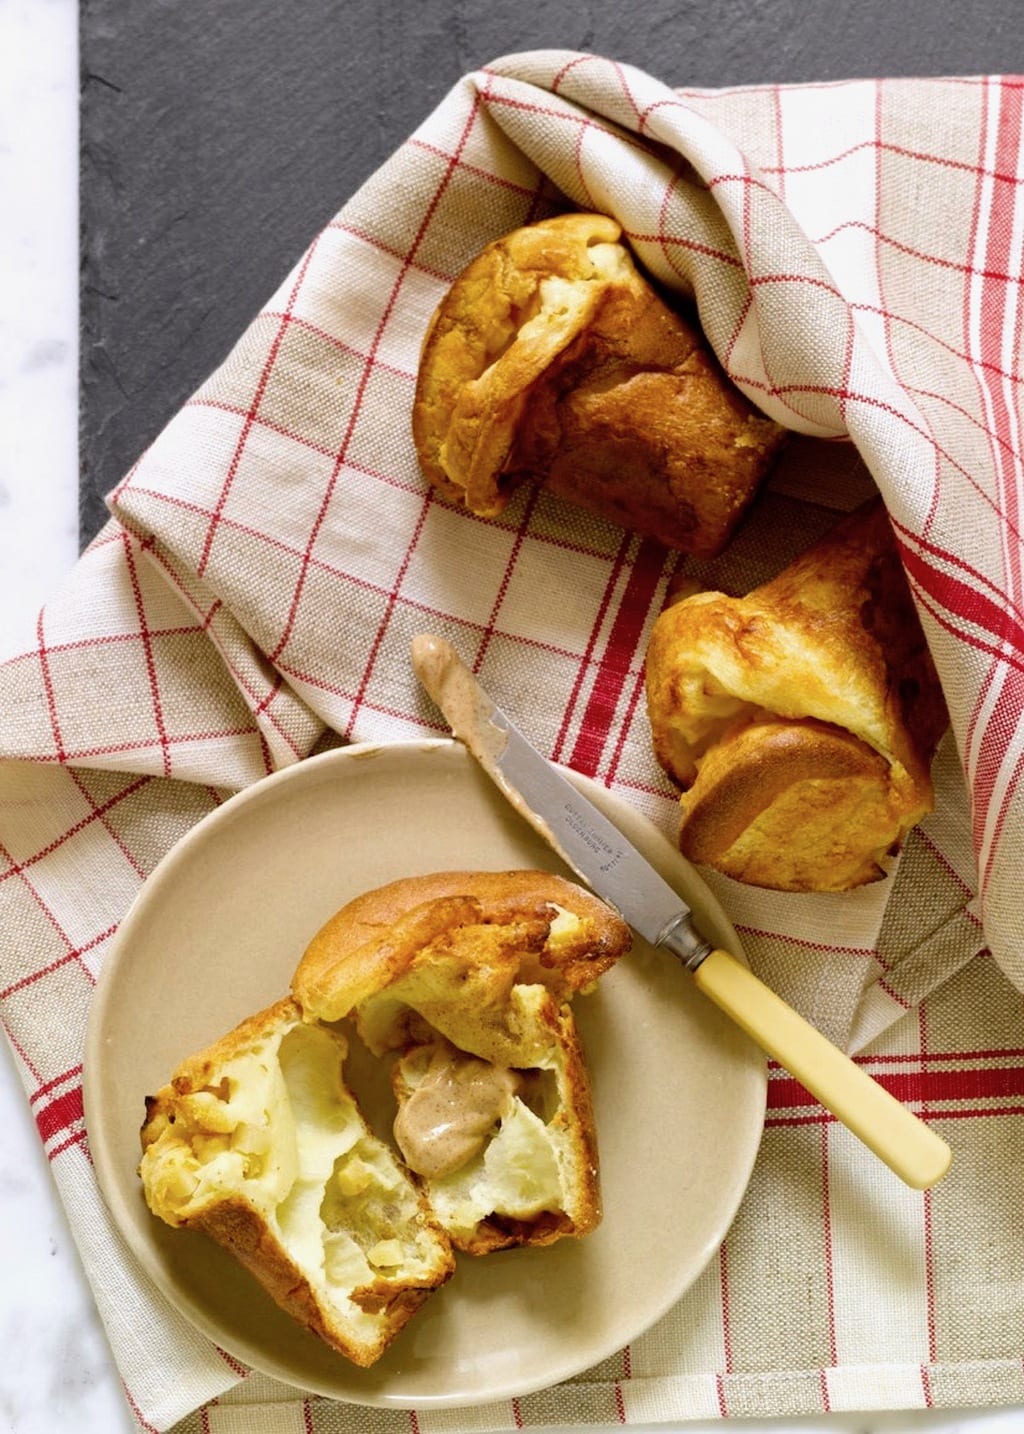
394 1043 521 1179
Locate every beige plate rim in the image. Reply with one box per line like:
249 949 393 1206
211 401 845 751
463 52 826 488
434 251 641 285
84 738 766 1410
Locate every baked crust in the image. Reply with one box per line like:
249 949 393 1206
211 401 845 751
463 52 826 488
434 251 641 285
644 499 949 890
412 212 786 555
292 868 632 1029
139 997 455 1367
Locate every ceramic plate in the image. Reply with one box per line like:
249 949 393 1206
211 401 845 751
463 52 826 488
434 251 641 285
84 740 765 1408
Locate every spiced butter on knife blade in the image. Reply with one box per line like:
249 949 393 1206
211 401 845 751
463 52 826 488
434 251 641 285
410 633 953 1192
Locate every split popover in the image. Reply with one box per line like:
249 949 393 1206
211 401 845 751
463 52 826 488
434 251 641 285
293 869 632 1255
139 869 631 1364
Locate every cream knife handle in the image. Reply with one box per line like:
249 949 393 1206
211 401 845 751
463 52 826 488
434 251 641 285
691 948 952 1190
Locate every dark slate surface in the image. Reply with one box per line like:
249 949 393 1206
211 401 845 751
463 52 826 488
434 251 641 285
79 0 1017 543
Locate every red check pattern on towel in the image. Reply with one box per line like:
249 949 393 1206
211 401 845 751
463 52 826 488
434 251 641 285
2 50 1023 1434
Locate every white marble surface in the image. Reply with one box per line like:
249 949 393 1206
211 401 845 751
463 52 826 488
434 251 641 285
0 9 135 1432
1 3 1023 1433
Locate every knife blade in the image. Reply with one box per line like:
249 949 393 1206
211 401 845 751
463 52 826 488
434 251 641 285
411 632 952 1190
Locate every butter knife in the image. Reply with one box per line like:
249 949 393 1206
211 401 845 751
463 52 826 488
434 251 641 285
411 633 951 1190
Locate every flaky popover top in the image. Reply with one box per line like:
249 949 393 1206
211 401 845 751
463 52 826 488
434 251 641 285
645 499 950 890
291 869 632 1064
412 211 785 555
